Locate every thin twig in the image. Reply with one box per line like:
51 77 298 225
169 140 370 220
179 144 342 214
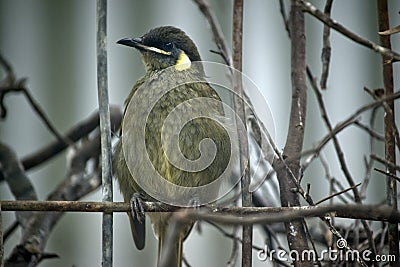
192 0 232 66
379 25 400 36
361 156 372 200
364 87 400 153
5 136 102 265
226 226 240 267
0 142 37 240
0 51 68 145
379 224 389 253
330 181 353 204
3 221 18 242
374 168 400 183
354 120 384 141
302 118 357 170
320 154 341 204
315 183 361 205
182 255 192 267
320 0 333 89
302 91 400 160
21 106 122 171
303 222 322 267
206 221 262 251
207 221 290 266
278 0 290 38
307 67 360 200
0 52 14 75
360 106 379 198
0 86 72 147
306 67 377 261
371 154 400 172
299 0 400 62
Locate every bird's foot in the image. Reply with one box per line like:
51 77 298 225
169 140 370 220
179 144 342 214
188 197 201 208
129 192 145 223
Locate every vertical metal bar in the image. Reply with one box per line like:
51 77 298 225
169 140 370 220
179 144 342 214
96 0 113 266
232 0 252 266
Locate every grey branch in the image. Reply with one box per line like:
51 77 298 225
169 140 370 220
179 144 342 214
299 0 400 62
1 201 400 223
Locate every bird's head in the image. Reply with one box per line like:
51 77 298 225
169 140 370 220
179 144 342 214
117 26 202 72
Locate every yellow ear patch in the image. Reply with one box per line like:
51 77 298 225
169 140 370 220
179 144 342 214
175 51 191 71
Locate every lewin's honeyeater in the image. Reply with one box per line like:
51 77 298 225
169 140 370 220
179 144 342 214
113 26 231 267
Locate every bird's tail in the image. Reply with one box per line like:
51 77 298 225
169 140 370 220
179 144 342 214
157 230 183 267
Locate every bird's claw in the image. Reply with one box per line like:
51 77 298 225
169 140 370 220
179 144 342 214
130 193 145 223
188 197 201 208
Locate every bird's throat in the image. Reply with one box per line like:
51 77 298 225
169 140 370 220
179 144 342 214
175 51 191 71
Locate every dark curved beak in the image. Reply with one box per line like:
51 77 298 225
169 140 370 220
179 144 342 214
117 37 171 55
116 37 143 49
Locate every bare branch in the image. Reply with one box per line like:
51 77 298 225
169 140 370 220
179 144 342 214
354 121 385 141
299 0 400 63
307 67 378 261
5 134 102 266
374 168 400 183
0 52 14 75
379 24 400 36
224 225 240 267
274 4 368 263
3 221 18 242
307 68 360 200
302 118 357 170
360 106 379 199
371 154 400 172
192 0 232 66
302 90 400 168
276 1 312 265
0 142 37 237
364 87 400 153
0 85 72 149
1 201 400 223
320 0 333 89
278 0 290 37
226 227 239 267
182 255 192 267
0 51 72 147
303 222 322 267
20 106 122 171
1 198 394 267
315 183 361 205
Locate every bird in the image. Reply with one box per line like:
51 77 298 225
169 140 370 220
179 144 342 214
113 26 231 267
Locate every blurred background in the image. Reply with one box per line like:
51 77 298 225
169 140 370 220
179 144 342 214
1 0 400 266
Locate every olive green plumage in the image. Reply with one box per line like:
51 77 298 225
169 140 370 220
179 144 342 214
113 26 230 267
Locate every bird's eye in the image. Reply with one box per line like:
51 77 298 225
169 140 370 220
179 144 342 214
164 42 173 51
